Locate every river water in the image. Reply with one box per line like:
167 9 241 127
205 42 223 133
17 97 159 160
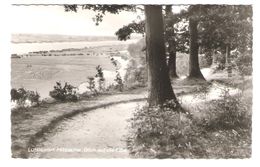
11 39 138 54
11 40 135 107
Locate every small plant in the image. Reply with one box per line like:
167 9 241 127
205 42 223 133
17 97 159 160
49 82 78 102
87 77 97 94
114 71 124 91
26 90 40 106
11 88 40 107
211 51 226 71
110 57 124 91
95 65 105 91
234 51 252 76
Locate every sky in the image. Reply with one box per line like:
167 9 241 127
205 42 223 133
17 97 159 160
11 5 141 36
10 5 186 36
11 5 144 36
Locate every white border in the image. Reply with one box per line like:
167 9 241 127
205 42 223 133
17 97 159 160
1 0 260 166
10 0 255 5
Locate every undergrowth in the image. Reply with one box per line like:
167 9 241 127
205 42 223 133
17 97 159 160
11 88 40 107
49 82 78 102
128 83 252 158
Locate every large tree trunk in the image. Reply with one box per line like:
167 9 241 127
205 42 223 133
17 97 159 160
165 5 178 79
144 5 177 106
188 18 205 80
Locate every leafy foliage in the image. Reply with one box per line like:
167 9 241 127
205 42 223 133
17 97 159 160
234 50 253 76
114 72 124 92
11 88 40 107
110 57 124 91
115 21 145 41
128 100 204 158
128 82 252 158
197 87 251 131
124 39 147 88
95 65 106 91
87 77 97 95
213 51 226 70
49 82 78 102
197 5 252 54
64 5 136 25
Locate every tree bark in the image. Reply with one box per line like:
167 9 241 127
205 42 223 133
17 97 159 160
144 5 178 106
165 5 178 78
168 49 178 78
225 44 232 77
188 18 205 80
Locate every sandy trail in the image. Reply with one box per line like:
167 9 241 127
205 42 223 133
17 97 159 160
29 101 145 158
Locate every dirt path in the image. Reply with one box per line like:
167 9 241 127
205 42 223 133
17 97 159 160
26 81 239 158
29 101 145 158
11 91 147 158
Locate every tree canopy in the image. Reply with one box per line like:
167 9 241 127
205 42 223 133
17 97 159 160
64 5 136 25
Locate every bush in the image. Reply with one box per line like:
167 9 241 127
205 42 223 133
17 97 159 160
213 51 226 70
87 77 98 95
128 100 203 158
110 57 124 91
199 53 212 68
197 88 251 131
95 65 105 91
11 88 40 107
234 51 252 76
26 90 40 105
49 82 78 102
124 39 148 88
114 72 124 91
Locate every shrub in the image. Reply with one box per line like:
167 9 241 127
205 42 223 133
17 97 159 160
125 39 148 88
87 77 97 94
95 65 105 91
26 90 40 105
213 51 226 70
110 57 124 91
199 53 212 68
11 88 40 107
49 82 78 102
234 51 252 76
197 88 251 131
128 100 203 158
114 72 124 91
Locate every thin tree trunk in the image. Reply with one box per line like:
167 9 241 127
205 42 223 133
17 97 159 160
168 50 178 78
188 18 205 80
165 5 178 78
225 44 232 77
144 5 178 106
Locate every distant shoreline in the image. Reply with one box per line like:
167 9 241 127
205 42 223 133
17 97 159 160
11 33 141 44
11 39 139 55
